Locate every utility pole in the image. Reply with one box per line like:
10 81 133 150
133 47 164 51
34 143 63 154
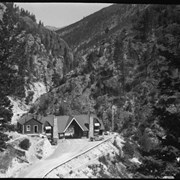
112 105 116 132
88 99 94 139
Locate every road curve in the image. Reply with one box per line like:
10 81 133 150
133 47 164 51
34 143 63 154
18 136 113 178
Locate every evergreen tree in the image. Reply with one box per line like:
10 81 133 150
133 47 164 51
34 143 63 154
129 5 180 178
113 29 127 95
0 3 23 150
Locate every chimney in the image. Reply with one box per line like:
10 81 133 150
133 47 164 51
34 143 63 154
53 115 58 144
88 112 94 139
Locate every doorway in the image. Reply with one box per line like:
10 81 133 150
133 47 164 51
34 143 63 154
34 125 38 133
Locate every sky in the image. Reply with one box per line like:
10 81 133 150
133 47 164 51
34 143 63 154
15 3 112 28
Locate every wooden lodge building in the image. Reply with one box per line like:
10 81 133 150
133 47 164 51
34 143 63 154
17 113 105 142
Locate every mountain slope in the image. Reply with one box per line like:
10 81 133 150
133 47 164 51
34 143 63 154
31 4 180 178
56 4 147 52
45 25 59 31
1 2 180 178
0 2 74 125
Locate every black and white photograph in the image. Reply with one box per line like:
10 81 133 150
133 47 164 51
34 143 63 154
0 1 180 178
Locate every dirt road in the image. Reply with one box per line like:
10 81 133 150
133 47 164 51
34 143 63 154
17 137 111 178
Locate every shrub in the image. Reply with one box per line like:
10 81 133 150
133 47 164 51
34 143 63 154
99 155 108 165
19 138 31 150
25 91 34 105
5 124 15 131
113 139 118 148
0 150 14 171
136 156 165 178
139 133 152 152
98 164 110 178
122 140 134 158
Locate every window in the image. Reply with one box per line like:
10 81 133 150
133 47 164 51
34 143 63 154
59 133 64 139
45 126 51 134
26 125 30 131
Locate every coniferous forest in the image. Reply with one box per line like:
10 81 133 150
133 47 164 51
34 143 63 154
0 3 180 178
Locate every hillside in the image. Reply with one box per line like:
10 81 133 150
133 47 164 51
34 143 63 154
56 4 147 52
0 2 75 156
0 2 180 178
31 4 180 178
0 132 55 178
0 2 74 125
45 25 60 31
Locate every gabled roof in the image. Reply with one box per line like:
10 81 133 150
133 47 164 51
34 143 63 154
64 117 88 132
91 114 105 130
18 113 42 125
73 114 105 131
40 115 54 126
56 115 72 133
73 115 90 131
24 118 43 125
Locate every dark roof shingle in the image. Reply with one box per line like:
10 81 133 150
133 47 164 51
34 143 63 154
18 113 42 125
40 115 54 126
56 115 72 133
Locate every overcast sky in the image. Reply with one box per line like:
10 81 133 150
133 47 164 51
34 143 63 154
15 3 112 28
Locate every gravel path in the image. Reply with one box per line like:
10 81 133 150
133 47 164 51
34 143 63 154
17 137 111 178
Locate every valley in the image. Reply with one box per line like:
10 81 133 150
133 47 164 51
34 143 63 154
0 2 180 179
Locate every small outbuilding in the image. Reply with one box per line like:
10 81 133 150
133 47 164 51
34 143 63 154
17 113 43 134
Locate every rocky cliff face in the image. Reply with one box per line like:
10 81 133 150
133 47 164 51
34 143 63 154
29 37 114 119
16 17 74 94
28 4 141 119
0 3 74 124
